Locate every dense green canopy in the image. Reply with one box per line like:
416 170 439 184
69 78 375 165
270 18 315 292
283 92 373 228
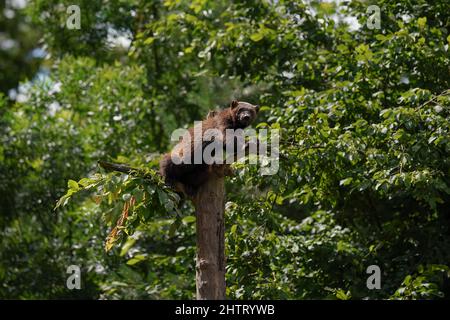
0 0 449 299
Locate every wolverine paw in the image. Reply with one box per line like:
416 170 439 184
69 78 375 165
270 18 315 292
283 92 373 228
224 165 234 177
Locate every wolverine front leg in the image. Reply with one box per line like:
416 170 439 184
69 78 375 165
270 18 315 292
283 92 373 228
223 164 234 176
209 164 234 177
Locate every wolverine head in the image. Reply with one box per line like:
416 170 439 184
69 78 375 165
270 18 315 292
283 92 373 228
230 100 259 128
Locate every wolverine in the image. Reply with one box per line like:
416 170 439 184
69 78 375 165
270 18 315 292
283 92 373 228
159 100 259 196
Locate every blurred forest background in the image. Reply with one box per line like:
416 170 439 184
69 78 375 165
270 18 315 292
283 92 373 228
0 0 449 299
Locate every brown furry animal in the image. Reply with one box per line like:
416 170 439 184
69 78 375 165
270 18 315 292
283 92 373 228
160 100 259 196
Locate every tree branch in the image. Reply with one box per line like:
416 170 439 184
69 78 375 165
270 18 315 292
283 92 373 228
98 161 136 174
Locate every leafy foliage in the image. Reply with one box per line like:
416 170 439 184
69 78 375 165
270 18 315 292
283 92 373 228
1 0 450 299
0 0 42 95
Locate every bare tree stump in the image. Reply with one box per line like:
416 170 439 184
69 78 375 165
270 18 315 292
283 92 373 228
192 171 226 300
98 160 227 299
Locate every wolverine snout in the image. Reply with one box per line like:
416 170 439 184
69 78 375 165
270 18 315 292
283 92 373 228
241 113 251 121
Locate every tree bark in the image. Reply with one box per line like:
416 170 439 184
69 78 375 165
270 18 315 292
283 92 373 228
192 171 226 300
98 160 227 299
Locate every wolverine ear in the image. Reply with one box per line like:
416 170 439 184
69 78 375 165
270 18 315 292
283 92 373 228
231 100 239 109
255 105 260 112
206 110 217 119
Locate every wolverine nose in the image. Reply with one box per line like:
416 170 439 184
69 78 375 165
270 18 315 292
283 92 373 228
242 115 250 121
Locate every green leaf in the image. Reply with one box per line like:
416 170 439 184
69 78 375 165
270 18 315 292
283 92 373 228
157 189 174 212
169 219 181 238
355 44 373 62
375 34 386 42
417 17 426 29
78 178 91 187
182 215 196 224
120 237 137 256
339 177 353 186
144 37 155 45
126 254 146 266
68 179 80 191
250 32 264 42
336 289 351 300
54 194 70 209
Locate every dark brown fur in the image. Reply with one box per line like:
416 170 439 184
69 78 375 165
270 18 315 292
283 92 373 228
160 100 259 196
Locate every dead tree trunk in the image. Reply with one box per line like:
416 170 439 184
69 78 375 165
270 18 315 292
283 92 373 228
98 160 227 299
192 171 226 300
